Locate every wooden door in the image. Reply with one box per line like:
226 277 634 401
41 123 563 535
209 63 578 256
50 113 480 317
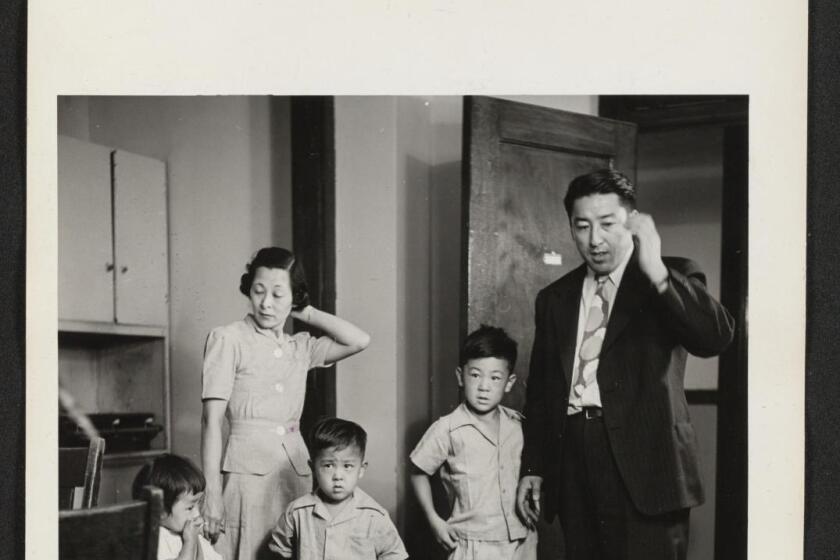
58 136 115 323
463 96 636 411
112 150 169 326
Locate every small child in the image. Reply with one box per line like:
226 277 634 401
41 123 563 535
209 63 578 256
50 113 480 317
269 418 408 560
410 325 537 560
132 454 223 560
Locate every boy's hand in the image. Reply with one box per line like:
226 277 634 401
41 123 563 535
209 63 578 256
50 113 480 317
516 475 543 529
182 516 203 545
430 516 459 552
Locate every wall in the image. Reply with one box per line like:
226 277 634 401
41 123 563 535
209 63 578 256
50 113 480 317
58 96 293 463
334 97 402 517
332 96 437 532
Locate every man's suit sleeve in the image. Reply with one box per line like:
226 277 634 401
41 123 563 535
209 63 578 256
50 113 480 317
657 258 736 358
521 290 549 478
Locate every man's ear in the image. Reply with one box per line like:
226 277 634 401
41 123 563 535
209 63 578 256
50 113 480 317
455 367 464 387
359 461 368 479
505 374 517 393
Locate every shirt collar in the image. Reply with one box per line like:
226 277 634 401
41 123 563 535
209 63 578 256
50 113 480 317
448 402 523 445
244 313 288 342
293 488 385 523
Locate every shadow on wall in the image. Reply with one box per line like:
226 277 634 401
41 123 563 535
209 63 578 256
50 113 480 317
428 157 464 420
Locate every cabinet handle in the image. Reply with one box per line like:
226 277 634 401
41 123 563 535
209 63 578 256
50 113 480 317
121 266 129 274
105 263 114 272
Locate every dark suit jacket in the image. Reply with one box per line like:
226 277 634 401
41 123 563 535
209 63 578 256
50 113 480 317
521 253 735 518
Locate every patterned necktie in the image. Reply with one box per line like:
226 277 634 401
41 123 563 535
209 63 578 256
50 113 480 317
573 276 612 397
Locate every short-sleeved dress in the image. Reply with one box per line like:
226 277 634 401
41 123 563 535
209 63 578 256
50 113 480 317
202 314 333 560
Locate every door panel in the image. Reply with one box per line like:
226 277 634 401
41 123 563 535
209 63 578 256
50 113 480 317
464 96 637 410
58 135 115 323
112 150 169 326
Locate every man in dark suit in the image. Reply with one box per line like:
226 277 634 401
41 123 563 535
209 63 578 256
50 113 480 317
515 169 735 560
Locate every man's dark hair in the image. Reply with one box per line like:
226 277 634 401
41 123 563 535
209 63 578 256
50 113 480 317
460 324 518 373
309 417 367 459
132 454 205 514
563 169 637 217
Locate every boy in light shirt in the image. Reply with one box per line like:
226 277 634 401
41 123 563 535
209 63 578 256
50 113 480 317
269 417 407 560
411 325 537 560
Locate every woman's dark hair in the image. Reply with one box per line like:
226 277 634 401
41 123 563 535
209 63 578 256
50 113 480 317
309 417 367 460
239 247 310 311
461 324 518 373
563 169 637 217
132 454 205 514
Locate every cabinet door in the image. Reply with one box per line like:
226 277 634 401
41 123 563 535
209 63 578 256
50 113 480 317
58 136 115 323
112 150 169 326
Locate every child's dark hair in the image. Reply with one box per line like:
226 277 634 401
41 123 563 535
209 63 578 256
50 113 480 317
309 417 367 459
461 325 518 372
132 454 205 514
239 247 310 311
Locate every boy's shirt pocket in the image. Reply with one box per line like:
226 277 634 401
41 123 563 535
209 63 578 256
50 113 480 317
344 535 376 559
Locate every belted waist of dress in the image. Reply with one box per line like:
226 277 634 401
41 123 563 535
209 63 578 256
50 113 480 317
229 419 300 437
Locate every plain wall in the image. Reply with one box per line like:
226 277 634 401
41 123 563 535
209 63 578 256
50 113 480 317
58 96 293 463
334 96 402 517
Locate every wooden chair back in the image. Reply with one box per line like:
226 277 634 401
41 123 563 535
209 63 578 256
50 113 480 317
59 485 162 560
59 437 106 509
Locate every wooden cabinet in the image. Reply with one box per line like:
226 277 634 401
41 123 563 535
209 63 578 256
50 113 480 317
58 135 168 327
58 136 171 504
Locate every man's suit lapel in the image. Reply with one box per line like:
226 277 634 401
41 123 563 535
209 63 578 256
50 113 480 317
555 265 585 391
602 253 650 354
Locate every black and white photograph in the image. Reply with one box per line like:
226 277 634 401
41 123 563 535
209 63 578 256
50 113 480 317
55 94 745 560
22 3 808 560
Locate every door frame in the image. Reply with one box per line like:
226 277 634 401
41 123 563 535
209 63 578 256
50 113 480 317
289 96 337 436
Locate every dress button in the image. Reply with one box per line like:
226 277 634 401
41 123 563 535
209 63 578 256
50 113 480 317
275 383 284 393
273 348 283 358
275 426 286 436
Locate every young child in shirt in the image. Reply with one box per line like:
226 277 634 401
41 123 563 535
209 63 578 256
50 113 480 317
410 325 537 560
132 454 223 560
269 418 407 560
